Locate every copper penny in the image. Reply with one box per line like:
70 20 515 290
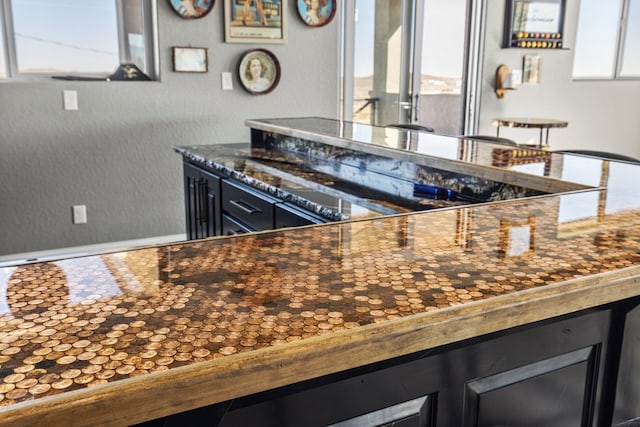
56 355 76 365
3 374 26 384
28 383 51 395
60 369 82 379
6 388 28 400
38 373 60 384
0 384 15 393
82 365 102 375
115 365 135 375
74 374 94 385
95 370 116 380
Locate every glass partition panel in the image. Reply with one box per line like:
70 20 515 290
620 0 640 76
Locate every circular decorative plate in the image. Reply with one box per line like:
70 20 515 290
296 0 336 27
237 49 281 95
169 0 215 19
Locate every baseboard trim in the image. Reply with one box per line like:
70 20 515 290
0 234 187 267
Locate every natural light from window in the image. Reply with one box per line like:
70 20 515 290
573 0 640 78
0 0 154 79
12 0 119 74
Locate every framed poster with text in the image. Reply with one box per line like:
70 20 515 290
225 0 287 44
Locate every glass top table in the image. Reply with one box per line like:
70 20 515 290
492 117 568 148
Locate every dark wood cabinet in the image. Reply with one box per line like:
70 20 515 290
221 179 277 232
159 308 613 427
612 301 640 425
183 161 328 239
183 162 221 239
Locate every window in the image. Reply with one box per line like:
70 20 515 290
0 0 157 80
573 0 640 79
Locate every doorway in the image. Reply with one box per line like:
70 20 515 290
341 0 479 135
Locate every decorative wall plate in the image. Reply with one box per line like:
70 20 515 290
238 49 281 95
296 0 336 27
169 0 215 19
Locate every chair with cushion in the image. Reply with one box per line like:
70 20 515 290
553 149 640 163
463 135 519 146
387 123 435 133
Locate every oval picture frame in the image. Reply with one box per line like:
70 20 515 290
169 0 215 19
238 49 281 95
296 0 336 27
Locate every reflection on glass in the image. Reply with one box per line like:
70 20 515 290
620 0 640 76
0 267 17 315
560 155 603 186
606 162 640 214
557 191 600 224
415 134 459 159
0 17 6 78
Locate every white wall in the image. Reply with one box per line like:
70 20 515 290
0 2 340 256
478 0 640 156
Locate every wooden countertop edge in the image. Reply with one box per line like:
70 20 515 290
3 267 640 427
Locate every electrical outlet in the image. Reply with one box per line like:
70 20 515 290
72 205 87 224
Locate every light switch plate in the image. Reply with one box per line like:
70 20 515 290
63 90 78 111
221 72 233 90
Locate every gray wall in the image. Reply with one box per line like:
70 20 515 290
2 0 639 257
478 0 640 156
0 2 340 256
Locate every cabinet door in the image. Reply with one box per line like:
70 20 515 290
612 301 640 424
183 162 221 239
464 346 600 427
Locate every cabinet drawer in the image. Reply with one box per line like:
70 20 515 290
221 214 254 235
275 203 327 229
221 180 276 231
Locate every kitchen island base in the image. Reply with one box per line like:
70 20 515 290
141 299 639 427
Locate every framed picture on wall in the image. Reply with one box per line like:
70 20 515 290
296 0 336 27
523 54 541 84
173 47 208 73
169 0 215 19
237 49 281 95
224 0 287 43
503 0 565 49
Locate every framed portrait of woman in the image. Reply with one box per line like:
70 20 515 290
237 49 280 95
296 0 336 27
169 0 215 19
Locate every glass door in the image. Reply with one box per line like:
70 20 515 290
342 0 474 135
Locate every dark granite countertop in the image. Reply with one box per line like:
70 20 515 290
174 143 482 222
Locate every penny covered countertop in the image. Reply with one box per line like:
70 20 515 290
2 120 640 425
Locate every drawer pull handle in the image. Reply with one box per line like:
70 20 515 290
229 199 261 215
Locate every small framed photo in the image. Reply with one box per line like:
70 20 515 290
523 54 541 84
169 0 215 19
296 0 336 27
224 0 287 44
173 47 208 73
238 49 280 95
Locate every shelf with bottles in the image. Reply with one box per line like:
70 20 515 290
508 31 563 49
503 0 566 49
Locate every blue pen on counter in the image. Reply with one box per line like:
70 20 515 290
413 183 483 202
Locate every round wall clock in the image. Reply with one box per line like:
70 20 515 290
169 0 215 19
